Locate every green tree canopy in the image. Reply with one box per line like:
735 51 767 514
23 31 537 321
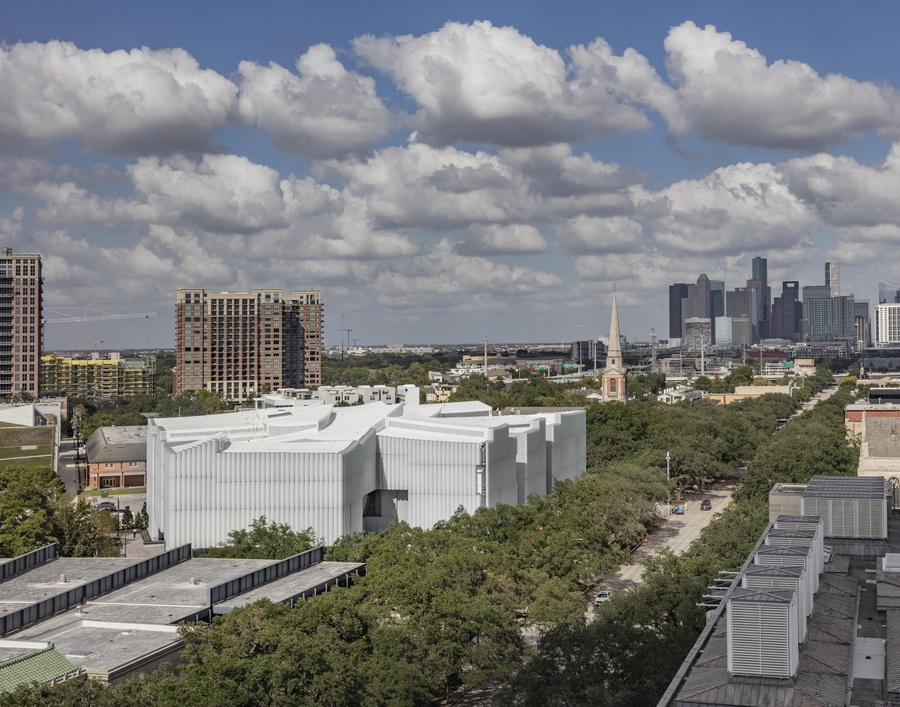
203 516 319 559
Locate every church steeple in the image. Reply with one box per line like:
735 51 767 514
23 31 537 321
602 290 627 401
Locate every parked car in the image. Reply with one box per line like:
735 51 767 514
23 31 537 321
594 590 612 606
93 501 117 512
700 499 712 511
674 505 685 515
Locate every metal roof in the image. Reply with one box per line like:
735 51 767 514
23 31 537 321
743 566 803 579
0 646 80 693
886 609 900 696
730 588 794 604
802 475 888 499
85 425 147 463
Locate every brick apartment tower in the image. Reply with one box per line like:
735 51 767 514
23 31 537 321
601 290 627 401
0 250 42 398
175 288 323 401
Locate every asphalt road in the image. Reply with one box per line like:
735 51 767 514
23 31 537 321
57 438 83 497
593 383 840 598
599 483 735 593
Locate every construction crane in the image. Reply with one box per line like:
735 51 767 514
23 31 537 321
43 309 159 324
78 339 104 352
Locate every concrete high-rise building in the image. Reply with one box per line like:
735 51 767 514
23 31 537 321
875 303 900 346
825 261 840 296
668 283 689 339
683 317 712 350
682 274 715 342
771 281 801 342
710 280 726 319
714 316 732 347
751 256 770 339
0 250 42 398
726 287 759 342
803 290 855 343
854 300 870 350
800 285 831 341
730 316 754 348
175 288 323 401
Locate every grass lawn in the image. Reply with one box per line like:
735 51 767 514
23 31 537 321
0 445 52 460
0 457 53 471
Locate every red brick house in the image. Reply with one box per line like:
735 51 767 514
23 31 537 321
85 426 147 489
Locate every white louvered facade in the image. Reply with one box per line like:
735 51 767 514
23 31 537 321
802 496 887 539
147 401 586 547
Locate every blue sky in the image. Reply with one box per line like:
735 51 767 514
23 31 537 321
5 1 900 348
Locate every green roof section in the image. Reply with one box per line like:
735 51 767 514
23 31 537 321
0 646 81 693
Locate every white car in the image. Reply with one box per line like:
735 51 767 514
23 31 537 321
594 590 612 605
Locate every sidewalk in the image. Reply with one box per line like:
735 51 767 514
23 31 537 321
115 531 166 559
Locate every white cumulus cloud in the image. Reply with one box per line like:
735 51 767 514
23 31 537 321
354 20 652 147
238 44 392 158
661 21 900 150
0 41 237 154
458 223 548 255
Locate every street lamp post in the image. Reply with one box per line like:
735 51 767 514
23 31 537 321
666 451 672 514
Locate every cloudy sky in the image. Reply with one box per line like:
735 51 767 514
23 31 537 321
5 1 900 349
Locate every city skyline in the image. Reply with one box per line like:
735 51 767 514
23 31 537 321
5 3 900 348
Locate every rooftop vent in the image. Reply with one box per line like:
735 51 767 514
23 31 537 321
727 589 799 678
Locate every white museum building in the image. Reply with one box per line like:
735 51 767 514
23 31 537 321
146 399 586 548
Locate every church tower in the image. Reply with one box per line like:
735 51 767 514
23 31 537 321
602 290 627 401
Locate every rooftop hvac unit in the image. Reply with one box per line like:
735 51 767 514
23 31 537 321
884 554 900 572
755 545 817 610
766 527 824 577
727 589 799 678
774 515 825 575
800 476 889 539
774 514 822 532
742 566 808 642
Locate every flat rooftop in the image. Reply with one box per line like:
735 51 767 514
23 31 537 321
0 557 145 614
0 550 364 682
45 558 275 625
215 560 364 612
